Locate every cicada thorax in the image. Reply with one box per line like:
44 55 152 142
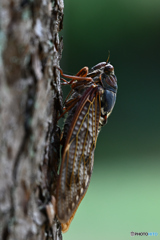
56 61 117 232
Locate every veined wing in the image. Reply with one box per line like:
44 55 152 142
56 86 101 232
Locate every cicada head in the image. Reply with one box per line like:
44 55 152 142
102 63 117 92
101 63 117 117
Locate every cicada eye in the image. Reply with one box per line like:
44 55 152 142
101 63 117 92
104 64 114 74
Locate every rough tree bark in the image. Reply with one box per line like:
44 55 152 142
0 0 64 239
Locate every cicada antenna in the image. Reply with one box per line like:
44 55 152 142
106 50 110 63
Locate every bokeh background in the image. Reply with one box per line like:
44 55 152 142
60 0 160 239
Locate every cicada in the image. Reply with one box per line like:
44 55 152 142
56 61 118 232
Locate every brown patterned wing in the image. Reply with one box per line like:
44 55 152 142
56 86 101 232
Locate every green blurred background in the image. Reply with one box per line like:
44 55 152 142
60 0 160 239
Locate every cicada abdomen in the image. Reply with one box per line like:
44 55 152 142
56 61 117 232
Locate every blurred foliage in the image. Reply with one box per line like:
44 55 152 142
60 0 160 239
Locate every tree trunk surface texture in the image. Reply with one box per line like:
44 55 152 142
0 0 64 239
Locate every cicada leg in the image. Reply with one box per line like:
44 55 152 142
76 66 89 77
61 66 95 104
61 78 69 85
58 67 95 120
58 96 80 120
59 67 93 85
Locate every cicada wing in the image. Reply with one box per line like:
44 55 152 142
56 86 101 231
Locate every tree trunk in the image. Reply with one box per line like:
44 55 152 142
0 0 64 239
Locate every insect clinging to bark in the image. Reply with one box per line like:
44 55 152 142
56 60 118 232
